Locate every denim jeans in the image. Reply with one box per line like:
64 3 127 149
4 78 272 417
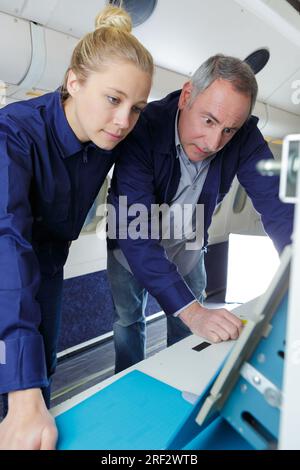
107 250 207 373
1 269 63 417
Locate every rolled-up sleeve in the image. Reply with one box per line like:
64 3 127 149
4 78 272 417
0 122 48 393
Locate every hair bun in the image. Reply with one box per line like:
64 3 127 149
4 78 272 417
95 5 132 33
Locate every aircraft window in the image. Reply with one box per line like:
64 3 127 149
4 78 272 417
233 184 247 214
108 0 158 26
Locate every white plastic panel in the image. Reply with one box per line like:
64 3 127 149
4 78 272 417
1 0 300 118
0 0 25 16
133 0 300 114
20 0 59 25
0 12 31 85
256 102 300 138
266 67 300 116
34 27 77 91
150 66 187 101
45 0 106 37
235 0 300 48
208 177 265 245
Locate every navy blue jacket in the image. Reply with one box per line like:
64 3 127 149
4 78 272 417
0 91 115 393
108 91 294 315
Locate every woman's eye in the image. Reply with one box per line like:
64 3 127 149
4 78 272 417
204 118 213 125
224 128 233 135
107 96 120 105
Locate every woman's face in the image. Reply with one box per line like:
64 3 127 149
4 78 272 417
65 61 152 150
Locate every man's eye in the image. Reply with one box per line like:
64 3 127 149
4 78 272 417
107 96 120 105
204 118 213 125
224 128 233 135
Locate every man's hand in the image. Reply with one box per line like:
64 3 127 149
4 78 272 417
179 301 243 343
0 388 58 450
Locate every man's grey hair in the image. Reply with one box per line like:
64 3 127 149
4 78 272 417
190 54 258 114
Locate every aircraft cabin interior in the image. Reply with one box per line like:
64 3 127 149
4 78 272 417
0 0 300 452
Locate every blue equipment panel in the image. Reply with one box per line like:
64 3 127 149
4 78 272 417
56 370 193 450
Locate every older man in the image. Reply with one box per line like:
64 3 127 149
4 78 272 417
107 54 294 372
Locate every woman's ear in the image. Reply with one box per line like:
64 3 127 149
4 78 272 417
66 69 81 97
178 81 193 110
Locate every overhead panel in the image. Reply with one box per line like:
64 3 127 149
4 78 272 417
235 0 300 48
0 12 31 85
0 0 26 16
132 0 300 112
253 100 300 139
151 66 187 101
20 0 60 25
265 67 300 116
34 27 77 91
45 0 106 38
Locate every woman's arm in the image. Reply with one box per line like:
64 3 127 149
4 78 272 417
0 122 57 449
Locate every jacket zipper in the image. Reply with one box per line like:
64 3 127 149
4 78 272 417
83 145 88 163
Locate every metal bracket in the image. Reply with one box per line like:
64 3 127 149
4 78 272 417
240 362 282 409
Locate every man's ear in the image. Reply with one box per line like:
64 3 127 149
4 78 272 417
66 69 81 97
178 81 193 110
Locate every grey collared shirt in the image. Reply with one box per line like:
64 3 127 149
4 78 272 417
113 109 215 278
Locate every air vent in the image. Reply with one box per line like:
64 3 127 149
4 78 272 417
108 0 158 27
286 0 300 14
244 48 270 75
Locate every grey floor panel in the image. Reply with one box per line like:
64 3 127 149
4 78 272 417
50 316 167 408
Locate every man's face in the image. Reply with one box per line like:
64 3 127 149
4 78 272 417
178 78 251 162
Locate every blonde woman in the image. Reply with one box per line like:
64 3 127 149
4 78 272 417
0 5 153 450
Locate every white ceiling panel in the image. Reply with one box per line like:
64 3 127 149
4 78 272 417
151 66 188 101
34 27 77 91
45 0 106 37
131 0 300 106
21 0 60 25
1 0 300 116
265 67 300 115
0 13 31 85
0 0 25 16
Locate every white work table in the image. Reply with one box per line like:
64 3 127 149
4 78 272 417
52 298 258 419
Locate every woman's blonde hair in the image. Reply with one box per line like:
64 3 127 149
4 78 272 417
61 5 154 102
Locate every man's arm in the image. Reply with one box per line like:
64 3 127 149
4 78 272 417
110 122 243 341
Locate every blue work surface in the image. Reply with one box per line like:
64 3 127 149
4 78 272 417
56 370 193 450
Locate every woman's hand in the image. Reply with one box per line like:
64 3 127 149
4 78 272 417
0 388 58 450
